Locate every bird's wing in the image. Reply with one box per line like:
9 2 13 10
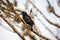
24 16 31 23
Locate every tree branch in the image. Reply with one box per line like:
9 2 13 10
28 0 60 28
0 13 25 40
47 0 60 18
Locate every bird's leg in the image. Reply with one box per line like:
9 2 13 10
27 25 33 31
31 26 33 31
29 25 33 31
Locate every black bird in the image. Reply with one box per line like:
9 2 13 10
21 11 34 31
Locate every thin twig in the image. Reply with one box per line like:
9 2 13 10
35 15 60 40
28 0 60 40
14 0 17 6
0 13 25 40
28 0 60 28
30 29 50 40
47 0 60 18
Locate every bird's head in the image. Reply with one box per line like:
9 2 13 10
20 11 27 16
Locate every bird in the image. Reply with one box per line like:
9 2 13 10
21 11 34 31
